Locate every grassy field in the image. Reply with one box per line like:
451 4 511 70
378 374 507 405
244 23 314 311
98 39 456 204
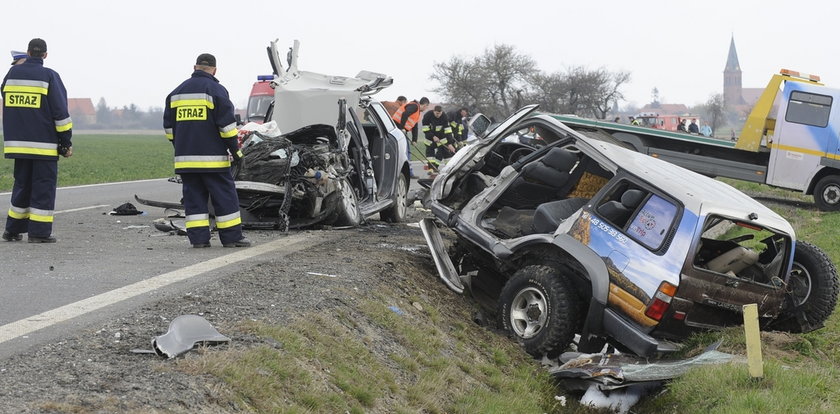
0 134 174 191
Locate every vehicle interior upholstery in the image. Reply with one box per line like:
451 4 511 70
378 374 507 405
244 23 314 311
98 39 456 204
483 146 613 238
692 219 788 286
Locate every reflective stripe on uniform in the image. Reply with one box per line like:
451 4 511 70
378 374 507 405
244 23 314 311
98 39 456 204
55 117 73 132
170 93 215 109
186 213 210 228
29 207 54 223
215 211 242 229
2 79 49 95
219 122 238 138
174 155 231 169
4 140 58 156
422 125 431 132
8 205 29 220
164 128 174 141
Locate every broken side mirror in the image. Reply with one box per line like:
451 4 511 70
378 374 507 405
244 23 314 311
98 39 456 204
469 114 493 140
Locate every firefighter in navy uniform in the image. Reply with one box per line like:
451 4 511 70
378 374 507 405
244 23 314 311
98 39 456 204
1 38 72 243
421 105 455 170
448 106 469 147
163 53 250 248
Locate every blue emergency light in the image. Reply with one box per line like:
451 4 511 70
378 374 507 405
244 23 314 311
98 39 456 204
257 75 273 81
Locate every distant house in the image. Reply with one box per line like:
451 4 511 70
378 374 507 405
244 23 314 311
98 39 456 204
637 103 689 115
68 98 96 125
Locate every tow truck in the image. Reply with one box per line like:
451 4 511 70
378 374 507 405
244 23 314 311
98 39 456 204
554 69 840 210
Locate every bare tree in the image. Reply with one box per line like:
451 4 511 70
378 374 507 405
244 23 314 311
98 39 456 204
430 56 488 112
592 70 630 119
478 44 536 117
432 44 536 118
699 93 726 135
526 72 566 114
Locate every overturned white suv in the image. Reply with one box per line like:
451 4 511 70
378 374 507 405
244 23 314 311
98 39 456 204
421 105 838 357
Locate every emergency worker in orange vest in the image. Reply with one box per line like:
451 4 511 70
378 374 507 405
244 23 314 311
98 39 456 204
391 97 429 177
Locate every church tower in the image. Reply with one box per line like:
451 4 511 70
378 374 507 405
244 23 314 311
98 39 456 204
723 35 744 107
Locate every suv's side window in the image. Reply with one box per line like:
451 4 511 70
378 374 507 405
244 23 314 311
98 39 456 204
595 181 679 251
627 194 678 249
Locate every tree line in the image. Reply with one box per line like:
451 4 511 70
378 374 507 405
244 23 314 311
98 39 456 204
79 98 164 130
430 44 729 134
430 44 630 120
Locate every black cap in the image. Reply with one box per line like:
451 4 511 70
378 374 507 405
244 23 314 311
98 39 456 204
195 53 216 67
28 38 47 54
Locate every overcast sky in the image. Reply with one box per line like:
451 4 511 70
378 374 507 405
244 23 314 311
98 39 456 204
4 0 838 113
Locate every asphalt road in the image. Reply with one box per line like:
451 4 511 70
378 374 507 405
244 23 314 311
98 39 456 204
0 178 320 360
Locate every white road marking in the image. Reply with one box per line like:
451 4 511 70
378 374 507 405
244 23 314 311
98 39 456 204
55 204 110 214
0 232 327 345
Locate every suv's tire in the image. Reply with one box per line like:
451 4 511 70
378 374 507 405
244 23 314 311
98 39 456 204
380 173 408 223
814 175 840 211
333 178 362 226
770 241 839 332
497 265 579 358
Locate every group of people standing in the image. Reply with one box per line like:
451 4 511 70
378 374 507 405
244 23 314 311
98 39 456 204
388 96 470 176
2 38 250 248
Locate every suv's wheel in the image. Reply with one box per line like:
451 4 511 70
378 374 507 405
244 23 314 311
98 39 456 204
380 173 408 223
333 178 362 226
497 265 579 358
770 241 839 332
814 175 840 211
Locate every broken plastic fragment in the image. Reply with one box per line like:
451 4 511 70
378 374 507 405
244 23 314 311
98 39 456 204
151 315 230 358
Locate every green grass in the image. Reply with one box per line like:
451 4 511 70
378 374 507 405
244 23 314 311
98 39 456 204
176 286 562 413
0 134 174 191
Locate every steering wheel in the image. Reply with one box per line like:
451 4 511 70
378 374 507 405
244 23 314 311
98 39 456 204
507 147 534 164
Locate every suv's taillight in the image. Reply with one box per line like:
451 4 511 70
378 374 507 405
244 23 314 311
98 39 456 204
645 281 677 321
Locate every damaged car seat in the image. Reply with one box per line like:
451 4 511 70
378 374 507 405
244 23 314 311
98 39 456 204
532 197 589 233
495 147 579 209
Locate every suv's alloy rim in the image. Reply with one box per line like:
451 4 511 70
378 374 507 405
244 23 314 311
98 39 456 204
510 287 548 338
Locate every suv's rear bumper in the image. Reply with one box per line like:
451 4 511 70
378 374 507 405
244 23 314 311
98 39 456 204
603 308 679 356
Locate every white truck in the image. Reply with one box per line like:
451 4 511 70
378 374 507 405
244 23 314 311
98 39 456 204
554 69 840 210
